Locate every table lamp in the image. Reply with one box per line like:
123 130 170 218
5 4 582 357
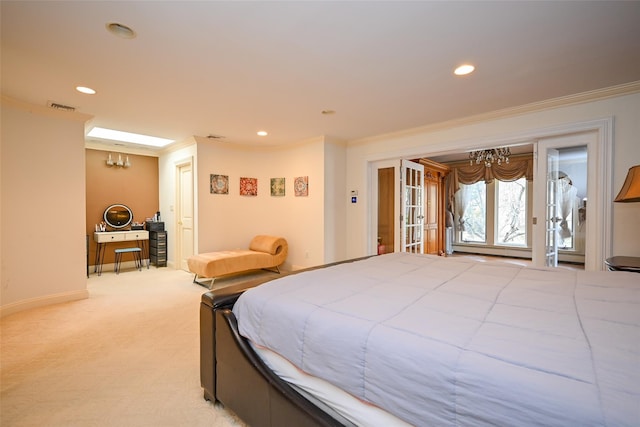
614 165 640 203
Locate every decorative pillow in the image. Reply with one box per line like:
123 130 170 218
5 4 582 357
249 235 286 255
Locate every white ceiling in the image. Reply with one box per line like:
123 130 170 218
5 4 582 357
2 1 640 151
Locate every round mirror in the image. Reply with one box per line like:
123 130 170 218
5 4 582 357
103 204 133 229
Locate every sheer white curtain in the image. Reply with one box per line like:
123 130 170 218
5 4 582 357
558 177 578 241
454 184 471 232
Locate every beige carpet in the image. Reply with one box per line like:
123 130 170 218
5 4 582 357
1 266 280 426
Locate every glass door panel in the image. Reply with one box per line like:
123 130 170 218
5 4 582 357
400 159 424 253
545 148 560 267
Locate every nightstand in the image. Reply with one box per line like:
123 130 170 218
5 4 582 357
605 256 640 273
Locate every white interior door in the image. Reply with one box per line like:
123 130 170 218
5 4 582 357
400 159 425 253
177 161 194 271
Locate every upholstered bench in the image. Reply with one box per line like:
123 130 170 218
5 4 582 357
114 247 142 274
187 235 288 288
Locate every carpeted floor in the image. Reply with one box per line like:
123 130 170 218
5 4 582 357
1 266 280 426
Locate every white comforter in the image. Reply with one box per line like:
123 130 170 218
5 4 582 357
233 253 640 426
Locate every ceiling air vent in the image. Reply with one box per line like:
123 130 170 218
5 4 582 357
47 101 76 112
206 134 225 140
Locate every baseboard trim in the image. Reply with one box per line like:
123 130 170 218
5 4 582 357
0 289 90 318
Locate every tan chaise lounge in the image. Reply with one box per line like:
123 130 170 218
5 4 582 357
187 235 288 288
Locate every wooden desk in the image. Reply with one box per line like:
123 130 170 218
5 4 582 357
604 256 640 273
94 230 149 275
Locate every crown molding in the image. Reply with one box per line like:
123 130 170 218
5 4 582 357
350 81 640 147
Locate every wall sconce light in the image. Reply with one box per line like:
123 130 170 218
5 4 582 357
106 153 131 168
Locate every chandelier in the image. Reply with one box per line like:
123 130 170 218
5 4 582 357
469 147 511 168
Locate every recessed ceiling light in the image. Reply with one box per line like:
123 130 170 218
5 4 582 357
106 22 136 39
257 131 268 136
87 127 173 147
454 64 475 76
76 86 96 95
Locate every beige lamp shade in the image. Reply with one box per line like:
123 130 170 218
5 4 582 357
614 165 640 203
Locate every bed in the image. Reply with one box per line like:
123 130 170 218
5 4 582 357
200 252 640 426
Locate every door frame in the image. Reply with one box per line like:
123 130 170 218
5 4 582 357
174 156 195 271
368 159 428 255
533 131 603 269
366 117 613 269
369 159 401 254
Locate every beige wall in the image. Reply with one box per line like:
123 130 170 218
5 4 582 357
345 88 640 262
159 136 344 270
85 149 159 266
1 97 90 316
323 138 347 262
194 136 328 270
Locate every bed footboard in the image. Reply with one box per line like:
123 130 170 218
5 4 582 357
200 258 373 426
200 284 343 427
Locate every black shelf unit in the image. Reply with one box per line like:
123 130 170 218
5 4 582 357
146 221 167 268
149 231 167 267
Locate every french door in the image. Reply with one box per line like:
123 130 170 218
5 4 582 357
533 131 600 269
400 159 425 253
544 148 560 267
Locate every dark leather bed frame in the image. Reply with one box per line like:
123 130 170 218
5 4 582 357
200 260 370 427
200 289 341 426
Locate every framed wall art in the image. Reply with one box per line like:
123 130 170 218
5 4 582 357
294 176 308 197
210 174 229 194
270 178 285 197
240 177 258 196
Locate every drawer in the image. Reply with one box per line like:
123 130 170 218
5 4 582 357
152 241 167 249
150 247 167 256
125 231 149 241
95 230 149 243
94 232 126 243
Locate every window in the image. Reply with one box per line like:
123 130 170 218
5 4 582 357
456 182 486 243
496 178 527 246
455 178 529 247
